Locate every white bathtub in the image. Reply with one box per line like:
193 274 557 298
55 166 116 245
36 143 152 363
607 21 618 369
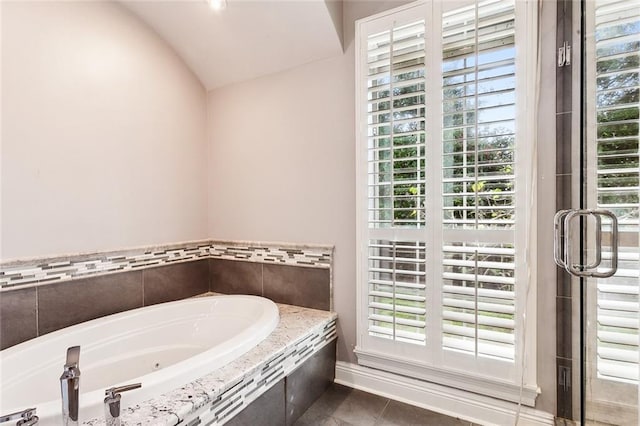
0 295 279 425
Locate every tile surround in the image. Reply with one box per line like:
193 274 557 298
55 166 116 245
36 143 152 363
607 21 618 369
224 339 337 426
1 242 333 350
0 240 332 290
2 293 338 426
144 260 209 305
0 242 336 425
210 243 331 267
37 271 143 335
264 264 331 312
0 262 208 349
209 260 332 311
225 378 286 426
209 259 263 296
0 243 210 289
0 287 38 349
286 339 336 425
181 317 337 426
79 303 337 426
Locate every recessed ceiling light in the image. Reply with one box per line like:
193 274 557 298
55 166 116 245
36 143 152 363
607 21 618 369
209 0 227 11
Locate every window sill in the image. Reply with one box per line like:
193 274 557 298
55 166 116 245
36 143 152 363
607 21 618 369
355 347 539 407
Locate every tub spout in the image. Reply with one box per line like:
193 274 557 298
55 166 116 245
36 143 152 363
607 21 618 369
60 346 81 426
104 383 141 426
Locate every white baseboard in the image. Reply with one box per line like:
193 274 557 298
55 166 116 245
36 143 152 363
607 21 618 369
334 361 555 426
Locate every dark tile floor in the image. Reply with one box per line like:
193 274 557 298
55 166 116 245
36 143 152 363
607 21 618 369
294 383 476 426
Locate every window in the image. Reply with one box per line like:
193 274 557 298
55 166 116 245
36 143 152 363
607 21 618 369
356 0 538 404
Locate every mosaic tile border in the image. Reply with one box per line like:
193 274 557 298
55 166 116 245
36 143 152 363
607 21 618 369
192 320 337 426
209 243 331 267
0 240 333 290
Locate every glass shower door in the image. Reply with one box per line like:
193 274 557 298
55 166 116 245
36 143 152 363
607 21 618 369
582 0 639 424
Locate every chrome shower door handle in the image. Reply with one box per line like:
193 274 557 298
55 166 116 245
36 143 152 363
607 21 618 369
588 209 618 278
563 210 588 277
584 212 602 270
554 208 619 278
553 209 572 270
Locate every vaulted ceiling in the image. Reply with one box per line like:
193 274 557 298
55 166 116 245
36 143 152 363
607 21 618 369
120 0 344 90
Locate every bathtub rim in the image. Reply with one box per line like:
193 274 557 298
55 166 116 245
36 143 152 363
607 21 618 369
0 294 280 423
1 294 277 357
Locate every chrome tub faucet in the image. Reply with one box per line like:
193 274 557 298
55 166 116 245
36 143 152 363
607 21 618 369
104 383 141 426
60 346 81 426
0 408 38 426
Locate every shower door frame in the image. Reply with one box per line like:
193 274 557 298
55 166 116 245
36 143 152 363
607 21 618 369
564 0 640 423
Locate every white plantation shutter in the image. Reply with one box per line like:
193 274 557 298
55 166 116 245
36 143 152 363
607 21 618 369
356 0 536 401
367 19 427 229
588 0 640 384
368 240 427 344
442 243 516 360
440 0 517 361
365 7 428 346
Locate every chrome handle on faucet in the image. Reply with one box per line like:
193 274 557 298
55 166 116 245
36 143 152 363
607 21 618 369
104 383 142 426
60 346 81 426
64 346 80 369
0 408 38 426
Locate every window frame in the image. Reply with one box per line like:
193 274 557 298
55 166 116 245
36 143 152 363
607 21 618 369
355 0 539 405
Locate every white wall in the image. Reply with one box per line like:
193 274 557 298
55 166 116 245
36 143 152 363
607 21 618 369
207 0 413 369
208 0 556 415
1 1 208 259
207 51 357 365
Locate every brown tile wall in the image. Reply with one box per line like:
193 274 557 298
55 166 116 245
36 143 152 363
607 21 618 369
556 0 574 419
224 340 337 426
210 259 262 296
285 339 337 425
210 259 331 311
0 287 38 349
225 379 286 426
143 260 209 305
38 271 143 335
0 258 331 350
0 259 209 350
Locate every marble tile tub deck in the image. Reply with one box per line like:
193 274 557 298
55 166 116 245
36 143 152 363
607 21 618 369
79 295 337 426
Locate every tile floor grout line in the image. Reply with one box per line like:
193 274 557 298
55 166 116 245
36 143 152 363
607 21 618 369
296 383 471 426
374 399 391 426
